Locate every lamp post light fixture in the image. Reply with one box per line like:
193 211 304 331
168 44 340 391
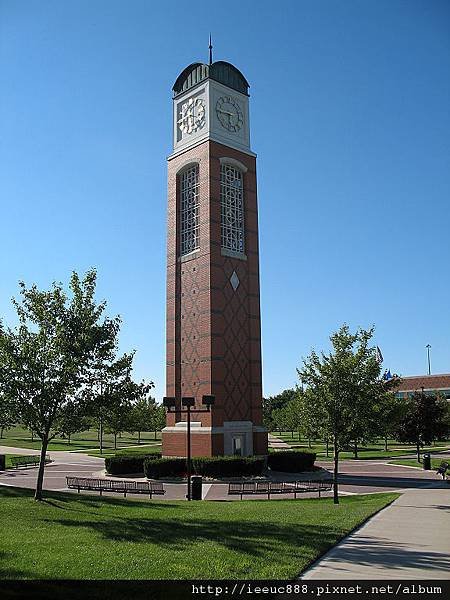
426 344 431 376
162 394 215 501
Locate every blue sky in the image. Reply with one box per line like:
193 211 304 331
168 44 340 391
1 1 449 399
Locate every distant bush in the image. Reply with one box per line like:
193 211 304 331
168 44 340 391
144 455 266 479
268 450 316 473
105 452 161 475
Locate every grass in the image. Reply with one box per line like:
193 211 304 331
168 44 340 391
270 433 450 461
86 444 162 458
0 425 162 452
0 486 398 580
389 458 444 470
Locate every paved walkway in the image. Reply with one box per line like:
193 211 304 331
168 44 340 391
268 434 291 449
0 447 445 500
302 487 450 579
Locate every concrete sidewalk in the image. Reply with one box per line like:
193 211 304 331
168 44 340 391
302 487 450 579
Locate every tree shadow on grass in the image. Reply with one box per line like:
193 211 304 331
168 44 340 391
0 552 35 579
0 485 180 510
43 514 343 558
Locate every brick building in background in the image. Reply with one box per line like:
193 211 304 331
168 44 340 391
395 374 450 399
162 57 267 457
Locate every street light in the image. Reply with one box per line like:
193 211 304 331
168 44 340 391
163 394 215 501
426 344 431 376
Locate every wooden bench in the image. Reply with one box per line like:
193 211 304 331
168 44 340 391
10 454 51 468
436 462 449 480
228 479 333 500
66 476 165 499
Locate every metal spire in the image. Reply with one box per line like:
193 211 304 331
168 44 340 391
208 34 213 65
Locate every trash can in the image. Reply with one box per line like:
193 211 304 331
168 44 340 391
0 455 5 471
423 453 431 470
191 475 203 500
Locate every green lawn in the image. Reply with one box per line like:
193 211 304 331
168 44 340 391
0 425 162 452
86 444 162 458
270 433 450 461
0 486 398 580
389 458 444 470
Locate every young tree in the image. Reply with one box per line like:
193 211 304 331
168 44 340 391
263 389 297 433
150 403 166 440
129 396 157 444
57 403 91 445
0 270 120 500
394 391 449 462
298 324 395 504
104 372 153 449
296 387 327 448
376 391 406 452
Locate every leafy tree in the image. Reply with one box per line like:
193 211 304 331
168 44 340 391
298 324 395 504
394 391 449 462
83 348 132 454
129 396 157 444
296 387 328 449
57 403 90 445
150 403 166 440
263 389 297 432
375 391 406 452
0 270 120 500
100 356 152 450
0 393 17 438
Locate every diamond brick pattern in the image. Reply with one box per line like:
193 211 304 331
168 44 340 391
164 139 266 456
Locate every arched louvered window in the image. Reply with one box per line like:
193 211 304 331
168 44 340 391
180 165 200 255
220 164 244 253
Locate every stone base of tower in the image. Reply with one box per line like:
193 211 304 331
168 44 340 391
162 422 268 458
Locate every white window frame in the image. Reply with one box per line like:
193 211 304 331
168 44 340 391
180 165 200 256
220 163 245 254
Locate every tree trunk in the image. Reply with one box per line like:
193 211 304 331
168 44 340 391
308 437 312 449
384 436 388 452
114 433 117 450
138 430 141 445
333 434 339 505
291 431 294 439
417 442 421 463
31 430 34 442
298 430 301 441
99 416 103 455
326 438 329 458
154 430 157 441
68 433 71 445
354 442 358 459
34 434 49 501
0 428 3 439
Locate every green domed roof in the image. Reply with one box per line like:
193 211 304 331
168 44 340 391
173 61 249 97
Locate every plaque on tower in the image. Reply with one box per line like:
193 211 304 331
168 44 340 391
163 54 267 458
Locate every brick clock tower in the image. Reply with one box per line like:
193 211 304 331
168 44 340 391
162 55 268 458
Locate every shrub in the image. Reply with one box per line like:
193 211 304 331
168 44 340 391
105 452 161 475
268 450 316 473
144 457 186 479
144 455 266 479
192 456 265 478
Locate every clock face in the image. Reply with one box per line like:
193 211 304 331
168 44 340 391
178 97 206 135
216 96 243 132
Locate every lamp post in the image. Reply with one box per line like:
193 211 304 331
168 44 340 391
426 344 431 375
163 395 215 501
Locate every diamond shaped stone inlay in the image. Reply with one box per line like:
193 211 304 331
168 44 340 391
230 270 240 291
